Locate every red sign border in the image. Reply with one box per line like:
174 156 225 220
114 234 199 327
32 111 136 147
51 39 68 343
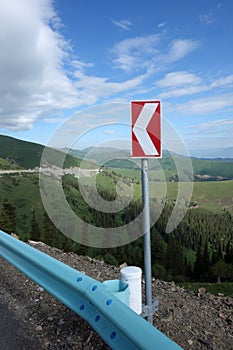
131 100 162 159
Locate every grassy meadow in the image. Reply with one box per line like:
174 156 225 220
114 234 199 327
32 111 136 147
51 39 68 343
107 168 233 214
179 282 233 297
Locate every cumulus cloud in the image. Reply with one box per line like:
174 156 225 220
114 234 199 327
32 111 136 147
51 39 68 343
0 0 219 134
0 0 151 131
0 0 80 130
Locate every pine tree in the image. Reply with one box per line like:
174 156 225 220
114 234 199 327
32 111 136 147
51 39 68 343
165 236 186 279
225 241 233 264
0 199 16 233
153 231 166 259
193 245 204 280
212 243 223 264
62 236 73 252
202 241 210 277
42 212 57 247
30 208 40 241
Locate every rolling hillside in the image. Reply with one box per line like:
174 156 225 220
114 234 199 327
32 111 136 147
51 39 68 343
70 146 233 179
0 136 232 285
0 135 83 169
1 135 232 178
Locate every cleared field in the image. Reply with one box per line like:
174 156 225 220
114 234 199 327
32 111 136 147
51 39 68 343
110 168 233 214
179 282 233 297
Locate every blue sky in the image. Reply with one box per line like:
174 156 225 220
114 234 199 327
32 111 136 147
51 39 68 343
0 0 232 156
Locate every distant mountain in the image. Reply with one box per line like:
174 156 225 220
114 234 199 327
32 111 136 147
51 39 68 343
1 135 232 179
68 146 233 179
68 147 174 167
189 147 233 159
68 147 131 165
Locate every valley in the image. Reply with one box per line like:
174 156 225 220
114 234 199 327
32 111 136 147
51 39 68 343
0 135 232 287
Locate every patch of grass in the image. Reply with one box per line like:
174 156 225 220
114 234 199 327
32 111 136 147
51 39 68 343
96 172 116 192
191 180 233 214
0 173 44 236
179 282 233 297
109 168 141 180
0 157 22 170
183 248 196 267
108 168 233 214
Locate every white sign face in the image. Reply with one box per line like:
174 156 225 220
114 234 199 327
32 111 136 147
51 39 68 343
131 101 161 158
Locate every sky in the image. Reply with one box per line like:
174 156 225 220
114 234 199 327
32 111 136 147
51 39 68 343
0 0 233 156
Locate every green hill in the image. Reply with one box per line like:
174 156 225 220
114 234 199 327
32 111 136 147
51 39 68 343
2 134 231 178
0 157 22 170
0 135 84 169
0 135 45 168
191 157 233 178
0 165 232 285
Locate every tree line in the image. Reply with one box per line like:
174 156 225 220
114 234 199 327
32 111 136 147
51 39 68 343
0 174 232 283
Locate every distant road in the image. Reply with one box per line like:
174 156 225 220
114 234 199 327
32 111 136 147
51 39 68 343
0 166 99 179
0 169 36 174
0 301 41 350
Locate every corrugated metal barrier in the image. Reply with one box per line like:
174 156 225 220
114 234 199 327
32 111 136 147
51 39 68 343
0 230 183 349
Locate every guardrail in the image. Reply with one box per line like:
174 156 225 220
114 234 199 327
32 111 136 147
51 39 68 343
0 230 183 350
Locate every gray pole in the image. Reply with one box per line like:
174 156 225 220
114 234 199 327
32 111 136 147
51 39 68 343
141 158 153 324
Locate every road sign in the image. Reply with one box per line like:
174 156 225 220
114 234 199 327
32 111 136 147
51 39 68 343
131 100 161 324
131 101 161 158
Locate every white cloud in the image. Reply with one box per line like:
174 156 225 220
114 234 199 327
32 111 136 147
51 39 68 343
199 10 215 24
0 1 150 131
112 34 161 72
0 0 79 130
112 36 200 73
112 19 133 31
159 85 209 99
185 118 233 151
158 21 167 28
188 119 233 129
166 39 200 63
43 117 66 124
157 73 233 99
73 71 148 104
157 71 202 88
156 71 204 99
176 93 233 115
211 74 233 88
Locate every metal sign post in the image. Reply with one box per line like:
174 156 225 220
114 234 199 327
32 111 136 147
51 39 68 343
131 100 161 324
141 158 153 323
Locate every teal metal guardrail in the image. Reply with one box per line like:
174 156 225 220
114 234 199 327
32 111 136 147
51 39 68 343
0 230 183 350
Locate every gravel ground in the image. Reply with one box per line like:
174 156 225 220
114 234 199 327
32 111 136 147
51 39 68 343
0 240 233 350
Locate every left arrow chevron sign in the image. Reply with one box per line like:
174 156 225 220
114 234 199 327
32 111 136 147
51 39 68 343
131 100 162 158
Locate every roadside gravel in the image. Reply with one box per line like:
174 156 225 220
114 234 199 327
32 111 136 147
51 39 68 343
1 241 232 349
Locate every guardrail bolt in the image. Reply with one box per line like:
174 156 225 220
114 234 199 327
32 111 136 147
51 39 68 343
110 331 116 339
